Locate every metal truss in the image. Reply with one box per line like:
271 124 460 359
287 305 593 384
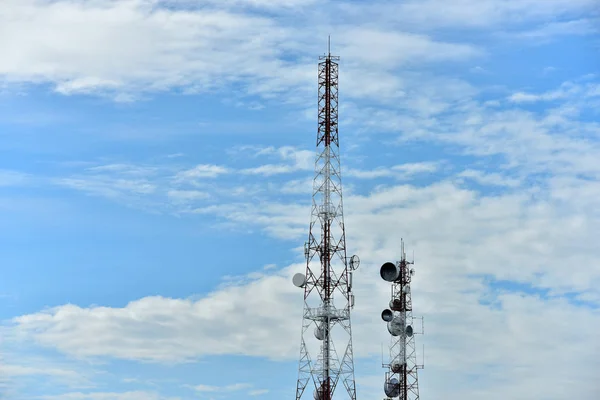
293 43 358 400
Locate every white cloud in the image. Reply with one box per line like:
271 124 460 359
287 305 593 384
192 202 308 239
341 0 599 30
457 169 521 187
193 383 252 392
337 28 481 68
508 81 600 103
504 18 598 41
238 146 315 176
0 0 484 101
278 178 314 195
346 162 439 179
57 177 157 198
248 389 269 396
86 164 159 177
38 391 179 400
166 189 210 202
0 170 31 187
174 164 230 181
0 364 80 379
6 174 600 399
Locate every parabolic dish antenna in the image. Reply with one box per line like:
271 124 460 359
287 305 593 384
349 254 360 270
387 316 404 336
384 378 400 397
380 262 400 282
314 325 325 340
292 273 307 288
381 309 394 322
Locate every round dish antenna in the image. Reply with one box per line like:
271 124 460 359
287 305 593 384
381 309 393 322
384 378 400 397
349 255 360 270
314 325 325 340
391 363 404 373
389 298 402 311
380 262 400 282
387 316 404 336
292 273 307 288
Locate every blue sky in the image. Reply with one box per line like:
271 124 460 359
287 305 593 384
1 0 599 399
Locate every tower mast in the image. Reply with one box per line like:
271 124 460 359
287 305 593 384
292 41 360 400
380 240 425 400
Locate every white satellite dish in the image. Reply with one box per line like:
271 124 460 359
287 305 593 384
314 323 325 340
349 254 360 270
391 362 404 373
292 273 307 288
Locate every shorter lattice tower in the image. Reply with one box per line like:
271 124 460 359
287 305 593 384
379 239 424 400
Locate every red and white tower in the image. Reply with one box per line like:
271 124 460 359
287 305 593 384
292 41 359 400
380 240 424 400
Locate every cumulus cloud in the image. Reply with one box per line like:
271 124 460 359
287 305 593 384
6 175 600 399
0 0 483 101
1 2 599 399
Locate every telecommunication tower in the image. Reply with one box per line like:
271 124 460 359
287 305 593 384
379 240 424 400
292 40 360 400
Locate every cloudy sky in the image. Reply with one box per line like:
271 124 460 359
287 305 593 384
1 0 599 399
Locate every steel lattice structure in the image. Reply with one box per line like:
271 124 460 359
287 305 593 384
292 43 359 400
379 240 424 400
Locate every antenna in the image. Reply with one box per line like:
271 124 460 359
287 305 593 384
328 35 331 55
379 241 425 400
293 42 353 400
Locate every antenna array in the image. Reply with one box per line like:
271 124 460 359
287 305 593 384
291 41 359 400
379 240 424 400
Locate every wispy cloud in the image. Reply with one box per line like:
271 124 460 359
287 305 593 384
346 162 439 179
248 389 269 396
174 165 230 181
457 169 521 188
0 170 31 187
504 18 598 42
37 391 178 400
193 383 252 393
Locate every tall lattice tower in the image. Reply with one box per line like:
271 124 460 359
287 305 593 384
379 240 424 400
291 41 360 400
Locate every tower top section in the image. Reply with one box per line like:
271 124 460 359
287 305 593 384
320 36 340 61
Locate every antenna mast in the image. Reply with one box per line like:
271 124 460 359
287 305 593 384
379 239 424 400
292 40 359 400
